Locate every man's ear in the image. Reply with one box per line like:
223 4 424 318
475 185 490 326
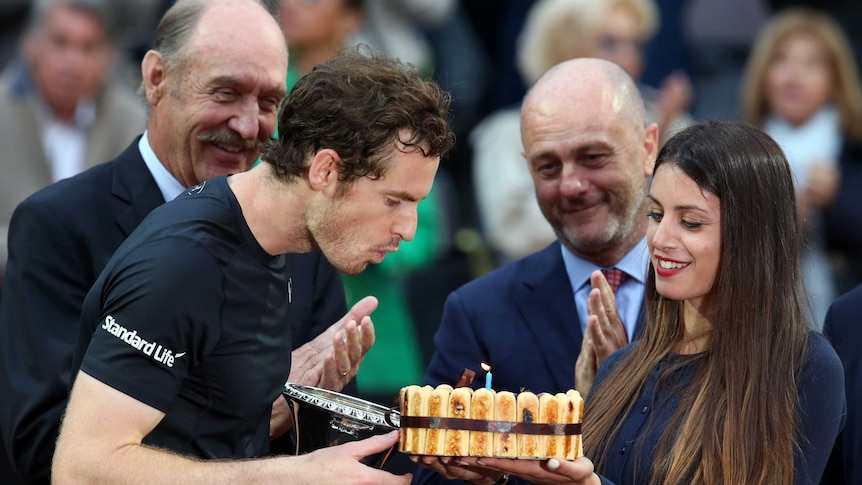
307 149 340 194
141 50 169 105
642 122 659 177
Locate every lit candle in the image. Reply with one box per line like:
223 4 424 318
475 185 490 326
481 362 492 390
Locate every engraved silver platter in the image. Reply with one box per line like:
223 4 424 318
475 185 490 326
281 383 400 468
283 383 401 431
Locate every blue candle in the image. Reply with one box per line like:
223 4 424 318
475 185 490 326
481 363 492 390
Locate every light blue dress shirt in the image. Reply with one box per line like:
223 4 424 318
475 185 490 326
561 238 650 341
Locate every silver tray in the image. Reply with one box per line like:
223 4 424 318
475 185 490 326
283 383 401 431
281 383 400 468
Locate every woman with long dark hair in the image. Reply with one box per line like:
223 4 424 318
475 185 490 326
582 120 845 484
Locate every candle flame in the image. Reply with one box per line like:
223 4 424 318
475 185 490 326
480 362 491 372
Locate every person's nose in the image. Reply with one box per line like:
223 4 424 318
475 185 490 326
559 164 590 197
649 217 676 251
227 98 262 141
393 205 418 243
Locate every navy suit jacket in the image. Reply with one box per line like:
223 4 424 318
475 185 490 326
822 284 862 485
0 139 347 484
415 242 645 485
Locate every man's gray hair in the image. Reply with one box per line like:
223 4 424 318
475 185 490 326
151 0 281 76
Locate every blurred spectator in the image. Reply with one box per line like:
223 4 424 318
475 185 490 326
741 8 862 324
278 0 364 91
0 0 146 288
473 0 692 264
769 0 862 79
684 0 771 120
351 0 454 75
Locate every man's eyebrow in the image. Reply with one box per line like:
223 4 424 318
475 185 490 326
528 140 615 161
385 190 420 203
209 76 287 99
209 75 243 88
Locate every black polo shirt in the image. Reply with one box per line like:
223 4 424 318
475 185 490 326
74 175 292 459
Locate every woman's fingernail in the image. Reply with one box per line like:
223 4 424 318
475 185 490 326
409 456 418 463
548 458 560 470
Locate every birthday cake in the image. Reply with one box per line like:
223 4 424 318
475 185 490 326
398 385 583 459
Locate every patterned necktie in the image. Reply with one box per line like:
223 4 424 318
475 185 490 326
601 268 627 293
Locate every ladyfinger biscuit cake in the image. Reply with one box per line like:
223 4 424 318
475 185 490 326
398 385 583 459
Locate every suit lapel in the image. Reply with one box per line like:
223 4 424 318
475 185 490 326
514 243 583 391
111 139 165 237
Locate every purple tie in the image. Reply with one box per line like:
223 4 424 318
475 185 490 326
601 268 626 293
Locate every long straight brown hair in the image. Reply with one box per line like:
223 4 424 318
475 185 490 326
584 121 810 484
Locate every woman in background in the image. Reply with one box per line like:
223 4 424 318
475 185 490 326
741 8 862 322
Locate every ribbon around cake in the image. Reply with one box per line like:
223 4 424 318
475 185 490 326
399 416 581 436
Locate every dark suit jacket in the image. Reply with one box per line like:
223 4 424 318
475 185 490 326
415 241 645 485
0 140 347 484
821 284 862 485
824 142 862 294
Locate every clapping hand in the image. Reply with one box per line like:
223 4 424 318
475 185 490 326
270 296 377 438
575 270 628 396
289 295 377 391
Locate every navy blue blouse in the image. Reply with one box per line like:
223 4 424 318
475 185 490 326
590 332 845 485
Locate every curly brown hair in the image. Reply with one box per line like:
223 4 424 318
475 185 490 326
262 46 455 185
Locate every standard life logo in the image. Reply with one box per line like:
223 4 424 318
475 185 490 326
101 315 186 367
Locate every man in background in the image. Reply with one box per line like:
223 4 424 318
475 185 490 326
0 0 147 287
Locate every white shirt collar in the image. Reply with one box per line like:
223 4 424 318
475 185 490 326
139 130 186 202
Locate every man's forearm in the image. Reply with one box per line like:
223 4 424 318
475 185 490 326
54 441 306 485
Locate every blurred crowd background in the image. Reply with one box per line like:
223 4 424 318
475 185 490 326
1 0 862 430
